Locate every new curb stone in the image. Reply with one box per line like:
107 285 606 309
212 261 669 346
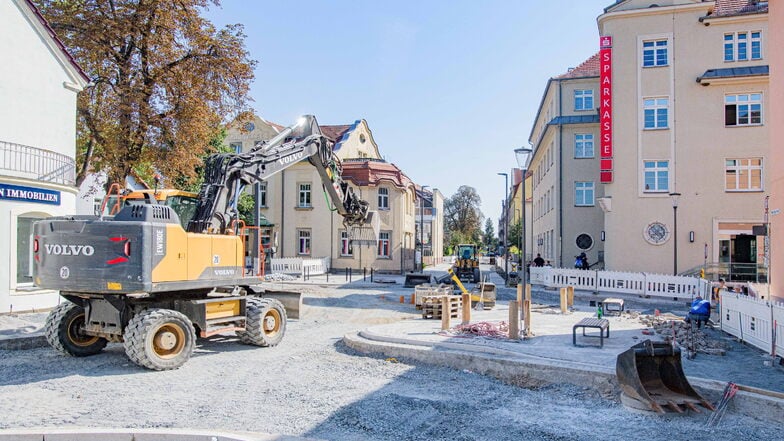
343 329 784 423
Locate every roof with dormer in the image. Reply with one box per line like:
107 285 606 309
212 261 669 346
712 0 768 17
341 159 414 190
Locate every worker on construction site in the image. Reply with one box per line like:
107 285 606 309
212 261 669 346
685 295 711 329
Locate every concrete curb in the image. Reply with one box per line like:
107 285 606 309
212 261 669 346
344 330 784 423
0 428 318 441
0 332 47 350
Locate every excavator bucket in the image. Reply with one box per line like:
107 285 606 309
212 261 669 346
616 340 715 414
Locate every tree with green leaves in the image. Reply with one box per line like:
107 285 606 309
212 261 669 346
444 186 484 253
35 0 256 188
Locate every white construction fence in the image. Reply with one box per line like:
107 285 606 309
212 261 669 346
720 292 784 357
269 257 330 277
528 266 709 300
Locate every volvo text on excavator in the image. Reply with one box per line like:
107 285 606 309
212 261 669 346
33 115 377 370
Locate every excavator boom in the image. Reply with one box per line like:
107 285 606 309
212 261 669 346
187 115 375 238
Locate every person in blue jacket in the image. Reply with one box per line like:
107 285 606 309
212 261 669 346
686 295 711 329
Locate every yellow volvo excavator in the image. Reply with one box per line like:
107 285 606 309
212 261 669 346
33 115 377 370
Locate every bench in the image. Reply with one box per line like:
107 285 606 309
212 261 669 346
602 298 624 316
573 318 610 347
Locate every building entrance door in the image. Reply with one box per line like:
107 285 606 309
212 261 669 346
731 234 756 281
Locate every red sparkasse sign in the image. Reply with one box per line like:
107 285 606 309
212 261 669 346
600 35 613 183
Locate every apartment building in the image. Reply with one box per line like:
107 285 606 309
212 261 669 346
0 0 89 312
416 186 445 267
224 115 420 273
527 54 605 268
598 0 768 277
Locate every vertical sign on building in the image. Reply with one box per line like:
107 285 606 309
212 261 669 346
599 36 613 183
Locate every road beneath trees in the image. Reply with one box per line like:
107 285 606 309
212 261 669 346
0 281 778 440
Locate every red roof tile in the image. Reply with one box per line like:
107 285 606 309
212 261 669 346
713 0 768 17
341 160 414 189
556 53 600 79
320 125 352 142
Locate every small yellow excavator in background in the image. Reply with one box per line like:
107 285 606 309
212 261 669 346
452 244 481 283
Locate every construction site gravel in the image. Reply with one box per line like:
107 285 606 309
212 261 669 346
0 281 782 440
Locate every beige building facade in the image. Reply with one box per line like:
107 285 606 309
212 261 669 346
527 55 605 268
598 0 768 277
224 115 421 273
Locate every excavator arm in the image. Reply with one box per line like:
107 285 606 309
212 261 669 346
187 115 373 236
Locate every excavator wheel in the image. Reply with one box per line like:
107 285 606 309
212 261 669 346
45 301 107 357
123 308 196 371
237 297 287 347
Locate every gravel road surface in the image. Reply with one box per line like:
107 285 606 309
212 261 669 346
0 282 780 440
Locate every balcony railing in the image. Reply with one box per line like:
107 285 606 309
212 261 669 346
0 140 76 186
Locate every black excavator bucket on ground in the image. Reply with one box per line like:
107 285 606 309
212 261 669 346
616 340 715 414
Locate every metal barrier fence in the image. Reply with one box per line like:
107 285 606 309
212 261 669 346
269 257 330 277
0 140 76 186
529 266 706 300
721 292 784 356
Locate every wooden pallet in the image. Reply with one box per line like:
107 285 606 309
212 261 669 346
415 284 453 309
421 295 461 319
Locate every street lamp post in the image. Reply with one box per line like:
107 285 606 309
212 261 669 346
670 192 681 275
420 185 430 271
515 147 533 289
515 208 522 266
498 173 509 279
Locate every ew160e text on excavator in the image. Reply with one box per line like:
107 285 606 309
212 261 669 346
33 115 378 370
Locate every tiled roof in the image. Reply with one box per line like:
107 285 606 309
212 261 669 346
22 0 90 84
341 160 414 190
697 65 769 83
712 0 768 17
556 53 601 79
320 125 352 142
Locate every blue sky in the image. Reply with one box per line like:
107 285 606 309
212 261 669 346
204 0 610 227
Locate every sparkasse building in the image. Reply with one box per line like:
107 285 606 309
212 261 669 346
598 0 769 277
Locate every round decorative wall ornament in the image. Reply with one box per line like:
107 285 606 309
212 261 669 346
576 233 594 250
243 122 255 132
643 221 670 245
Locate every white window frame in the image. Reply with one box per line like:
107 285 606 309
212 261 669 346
378 187 389 210
229 142 243 153
340 230 353 256
725 158 763 192
298 183 312 208
574 133 594 158
725 93 763 127
297 229 311 255
642 39 668 67
643 97 669 129
724 31 762 62
643 160 669 193
574 89 594 111
574 182 595 207
378 231 391 258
